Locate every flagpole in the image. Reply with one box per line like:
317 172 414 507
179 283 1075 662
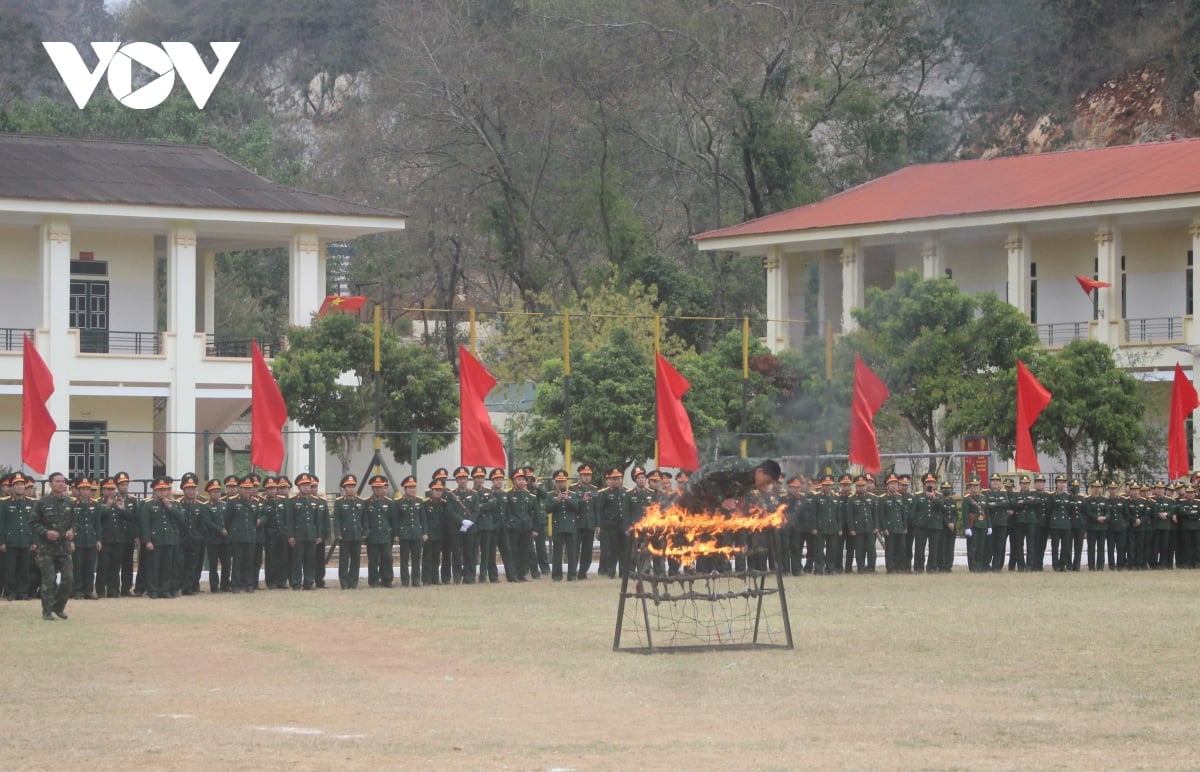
563 311 572 476
740 316 749 459
654 314 661 468
372 304 382 477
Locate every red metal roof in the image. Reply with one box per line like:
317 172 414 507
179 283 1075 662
693 138 1200 242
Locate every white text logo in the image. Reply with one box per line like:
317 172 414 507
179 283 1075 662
42 42 240 110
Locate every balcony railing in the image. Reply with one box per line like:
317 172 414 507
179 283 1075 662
1123 316 1184 344
1036 322 1089 347
1 327 34 351
77 329 162 355
205 334 283 358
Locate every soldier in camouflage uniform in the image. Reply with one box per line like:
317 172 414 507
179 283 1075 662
32 472 75 620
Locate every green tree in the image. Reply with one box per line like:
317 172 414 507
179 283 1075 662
847 271 1040 469
270 313 458 476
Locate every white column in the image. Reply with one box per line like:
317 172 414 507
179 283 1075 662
765 245 788 353
287 227 325 479
166 222 199 474
1094 217 1121 346
840 239 864 333
1005 227 1031 318
921 234 944 280
37 217 72 474
202 250 216 339
1191 219 1200 346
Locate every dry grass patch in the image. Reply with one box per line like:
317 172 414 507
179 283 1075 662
3 571 1199 770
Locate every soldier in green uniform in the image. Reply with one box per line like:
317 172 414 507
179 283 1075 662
32 472 75 620
545 469 580 581
835 474 854 574
138 476 182 599
451 467 480 584
896 475 915 572
113 471 140 597
96 478 123 597
0 473 8 599
1128 482 1151 569
201 479 231 592
625 467 657 572
3 473 36 600
1046 475 1071 571
70 478 102 599
936 480 957 573
490 469 516 582
809 475 840 575
396 475 429 586
259 477 284 589
1084 480 1109 570
333 474 365 589
286 473 328 590
846 476 876 573
1149 481 1173 569
525 467 551 577
1177 484 1200 568
421 478 448 585
595 468 628 578
506 471 540 581
175 473 208 595
366 475 400 587
983 473 1012 572
785 476 812 574
1008 475 1036 572
1104 481 1127 569
573 464 598 580
875 474 900 573
472 467 500 583
1066 479 1087 571
437 474 470 585
1027 474 1050 571
910 473 939 573
962 476 989 572
226 476 262 592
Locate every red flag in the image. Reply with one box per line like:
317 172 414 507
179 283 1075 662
655 352 699 471
1075 275 1112 297
1015 360 1051 472
250 341 288 472
317 295 368 316
848 355 890 474
459 346 506 468
1168 364 1200 480
21 334 57 474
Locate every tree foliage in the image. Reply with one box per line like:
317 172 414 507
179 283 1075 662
270 313 458 474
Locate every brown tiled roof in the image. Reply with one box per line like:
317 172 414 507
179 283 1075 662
0 133 404 218
694 138 1200 242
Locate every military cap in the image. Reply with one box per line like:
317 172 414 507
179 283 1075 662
552 469 568 481
819 474 834 485
205 479 221 492
10 471 28 485
1089 480 1102 488
1019 474 1030 483
489 468 506 481
401 475 418 488
308 474 319 485
263 476 279 488
854 475 867 485
1107 481 1119 489
1034 474 1046 482
0 473 11 485
1153 481 1166 488
180 473 199 489
1070 479 1081 488
77 477 95 489
661 471 674 479
631 467 647 479
294 472 312 487
990 473 1001 481
431 467 449 480
101 477 117 490
940 481 953 490
471 466 488 478
676 471 691 482
224 474 240 487
249 474 262 486
340 474 358 488
153 476 173 491
453 466 470 479
838 474 853 484
1003 478 1014 488
922 473 937 484
511 469 527 481
369 474 389 487
967 476 981 485
277 476 292 489
605 468 623 480
1188 486 1197 494
647 469 661 481
238 476 255 488
885 473 899 484
577 464 594 475
898 474 911 484
114 471 131 484
429 479 445 490
1055 474 1067 482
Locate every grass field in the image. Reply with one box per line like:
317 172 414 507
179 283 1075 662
3 570 1200 770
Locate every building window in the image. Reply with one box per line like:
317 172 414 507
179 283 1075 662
70 259 108 276
1029 261 1037 323
1188 250 1193 316
1120 255 1127 319
68 421 109 482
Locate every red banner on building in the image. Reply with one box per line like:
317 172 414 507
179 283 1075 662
963 435 989 489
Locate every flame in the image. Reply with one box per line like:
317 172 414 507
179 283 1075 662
630 500 786 566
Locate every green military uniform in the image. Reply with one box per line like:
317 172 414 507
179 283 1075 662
477 469 505 583
595 470 628 578
982 475 1012 572
451 469 481 584
573 465 599 580
506 475 540 581
286 473 329 590
3 479 37 600
1046 478 1072 571
175 474 208 595
1009 477 1038 571
261 481 290 589
962 481 989 572
366 478 400 587
545 471 580 581
846 478 876 573
96 480 124 597
139 478 184 598
71 483 103 599
809 479 840 575
32 479 76 620
1084 483 1109 570
225 480 262 592
1104 485 1128 569
1067 481 1087 571
393 479 425 587
1176 487 1200 568
334 476 366 589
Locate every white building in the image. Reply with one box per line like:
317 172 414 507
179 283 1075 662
694 139 1200 462
0 134 406 486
